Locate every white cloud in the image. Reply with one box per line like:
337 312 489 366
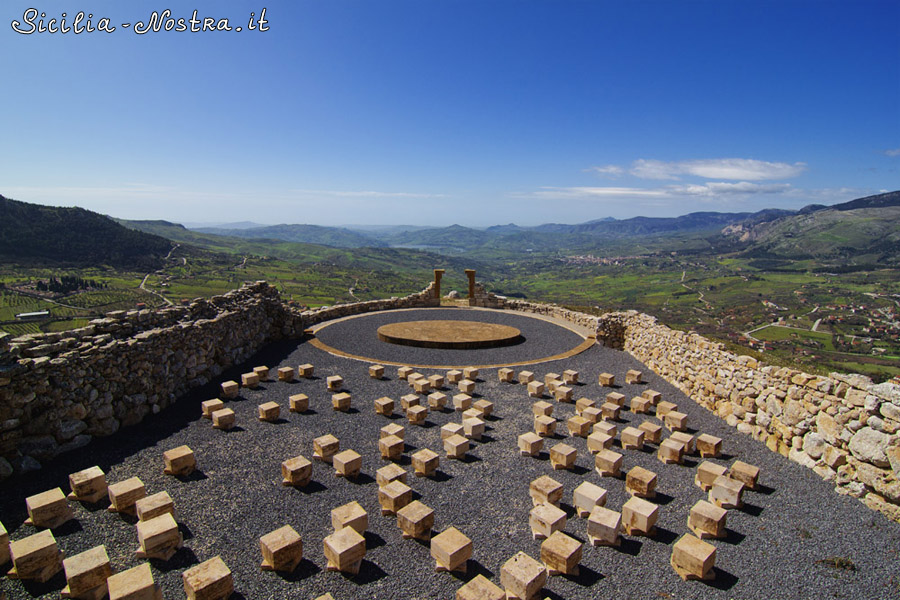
290 188 446 199
585 165 624 177
630 158 806 181
513 182 794 202
885 148 900 157
667 182 793 196
522 186 670 200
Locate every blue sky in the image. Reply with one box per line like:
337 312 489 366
1 0 897 226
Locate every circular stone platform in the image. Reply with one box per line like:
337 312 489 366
376 320 523 349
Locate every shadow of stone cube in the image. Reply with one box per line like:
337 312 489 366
7 530 63 583
331 501 367 534
68 466 107 504
456 573 504 600
163 445 196 477
587 506 621 547
573 481 607 518
281 455 312 487
107 477 146 515
108 563 161 600
431 526 472 573
541 530 582 576
500 551 546 600
62 545 112 599
290 394 309 413
397 500 434 540
379 480 412 515
260 525 302 573
25 488 74 529
529 503 566 540
671 534 716 581
688 500 727 539
135 491 174 522
183 555 233 600
622 496 658 537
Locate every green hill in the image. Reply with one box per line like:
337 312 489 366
192 224 385 248
0 195 172 269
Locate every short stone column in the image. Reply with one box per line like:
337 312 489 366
433 269 445 299
465 269 476 302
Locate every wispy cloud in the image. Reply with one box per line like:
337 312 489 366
584 165 624 177
668 182 792 196
290 189 446 199
629 158 806 181
885 148 900 157
522 186 670 200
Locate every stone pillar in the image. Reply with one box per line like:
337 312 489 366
433 269 445 299
465 270 476 300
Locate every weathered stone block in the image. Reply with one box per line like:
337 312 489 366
408 404 429 425
463 368 479 381
396 366 412 380
573 481 607 518
444 434 470 459
428 392 448 410
639 421 663 444
135 491 174 522
625 370 642 384
642 389 662 404
670 432 695 455
281 455 312 487
376 463 407 487
286 394 307 413
581 406 602 424
529 503 566 540
260 525 302 573
594 449 623 477
333 449 362 478
544 373 561 386
369 364 385 379
456 573 504 600
730 461 760 490
500 551 546 600
61 545 111 599
374 396 394 416
550 443 576 471
108 563 161 600
463 417 485 440
135 512 182 560
397 500 434 540
587 506 621 546
562 370 579 385
541 530 581 576
656 400 677 418
534 415 556 437
401 394 420 412
631 396 652 414
459 379 476 394
594 421 617 437
453 394 473 412
253 366 269 381
68 466 107 504
622 496 658 536
183 556 233 600
313 434 340 463
532 401 553 417
257 402 280 422
671 534 716 581
587 431 614 453
277 367 295 382
428 374 445 389
211 408 235 430
695 461 728 491
201 399 224 419
696 434 722 458
0 520 9 566
107 477 146 515
688 500 727 539
331 501 367 533
657 438 684 465
554 386 573 403
447 369 463 383
567 415 591 438
473 399 493 418
709 475 744 509
326 375 343 391
598 373 615 386
324 526 366 575
220 381 239 399
575 397 595 414
379 480 412 515
431 526 472 573
381 423 405 440
518 432 544 457
412 448 439 477
241 372 259 389
163 445 196 477
331 392 351 412
621 426 645 450
518 371 535 384
298 363 314 378
379 435 405 461
626 466 657 498
529 475 563 507
7 530 63 583
606 391 626 407
414 378 432 394
527 381 545 398
600 402 621 421
498 368 514 383
664 411 688 432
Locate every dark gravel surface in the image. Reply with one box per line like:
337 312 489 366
312 308 586 366
2 308 900 600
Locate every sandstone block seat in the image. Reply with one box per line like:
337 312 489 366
414 378 432 394
241 372 259 389
313 434 340 463
532 401 553 417
622 496 658 536
563 369 579 384
656 400 677 418
709 475 745 509
332 501 367 534
379 480 413 515
458 379 476 394
447 369 463 383
379 435 405 461
258 401 281 422
398 366 414 380
201 399 224 419
587 431 614 453
25 488 74 529
625 369 642 384
375 396 394 416
412 449 440 478
473 399 493 417
594 421 617 437
326 375 343 391
595 449 623 477
621 426 645 450
211 408 235 430
442 422 465 440
408 404 429 425
381 423 405 439
671 534 716 581
324 526 367 575
549 443 577 470
606 391 626 406
444 434 470 459
501 551 546 600
107 477 146 515
631 396 652 414
463 367 479 380
453 394 473 412
664 411 689 432
534 415 556 437
376 463 407 488
730 461 760 490
688 500 727 539
135 491 174 522
639 421 663 444
567 415 591 437
108 563 161 600
428 374 445 389
587 506 621 547
332 392 351 412
527 381 545 398
518 370 535 384
695 461 728 491
498 368 514 383
163 445 196 477
369 364 385 379
61 545 112 600
333 449 362 478
7 530 64 583
600 402 621 420
253 366 269 381
575 397 595 414
277 367 295 382
541 531 582 576
463 417 484 440
573 481 607 518
626 466 658 498
657 438 684 465
260 525 303 573
598 373 615 386
289 393 309 413
530 475 563 506
68 466 108 504
431 527 472 574
456 574 505 600
220 381 239 399
428 392 448 410
529 503 566 540
298 363 314 378
282 455 313 487
136 513 183 561
642 389 662 403
554 386 573 403
397 500 434 540
518 432 543 456
696 434 723 458
183 555 233 600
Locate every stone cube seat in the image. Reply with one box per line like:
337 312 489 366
500 551 546 600
67 466 108 504
298 364 315 378
554 386 573 403
643 389 662 404
135 512 183 561
258 401 281 422
567 415 591 438
639 421 663 444
183 556 234 600
381 423 405 439
444 434 470 460
25 488 74 529
333 449 362 478
331 501 367 534
211 408 235 430
163 445 196 477
518 370 535 384
379 480 413 515
656 400 677 418
107 563 161 600
625 369 642 384
61 545 112 600
534 415 556 437
730 460 760 490
527 381 545 398
498 368 514 383
408 404 429 425
379 435 405 461
201 399 224 419
622 496 658 536
670 431 696 455
428 392 448 410
657 438 684 465
671 534 716 581
374 396 394 416
544 372 560 386
289 393 309 413
463 367 479 380
453 394 473 412
594 421 617 437
277 367 295 382
541 530 582 576
532 400 553 417
600 402 621 420
473 399 493 418
695 461 728 491
107 477 146 515
259 525 303 573
326 375 343 391
7 530 64 583
631 396 652 414
458 379 476 394
529 502 567 540
376 463 407 487
241 372 259 389
606 391 626 406
594 449 623 477
412 449 440 478
696 434 723 458
369 364 385 379
397 500 435 540
313 434 340 463
626 466 658 498
573 481 607 518
456 574 505 600
446 369 463 383
664 411 689 432
441 422 464 440
530 475 564 507
562 369 579 384
575 397 595 414
431 526 472 573
709 475 745 509
135 491 175 522
621 426 645 450
587 431 614 453
220 381 239 399
462 417 485 440
587 506 621 547
398 366 414 380
549 443 577 471
428 374 445 389
688 499 727 539
518 432 544 457
598 373 615 386
281 455 313 487
332 392 351 412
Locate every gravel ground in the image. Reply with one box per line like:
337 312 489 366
2 308 899 600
